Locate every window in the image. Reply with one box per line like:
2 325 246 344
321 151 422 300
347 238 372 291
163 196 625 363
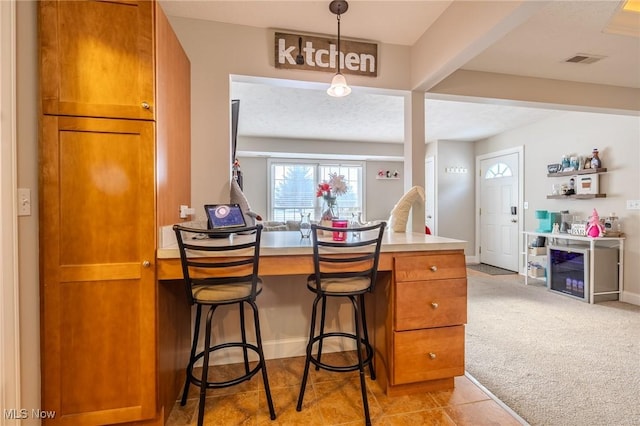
484 162 513 179
269 160 363 221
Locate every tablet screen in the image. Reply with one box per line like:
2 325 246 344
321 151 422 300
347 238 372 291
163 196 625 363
204 204 246 230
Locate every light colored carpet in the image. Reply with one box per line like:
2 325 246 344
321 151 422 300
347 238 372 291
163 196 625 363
465 269 640 426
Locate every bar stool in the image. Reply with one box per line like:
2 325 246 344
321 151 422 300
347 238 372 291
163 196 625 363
296 221 386 425
173 224 276 426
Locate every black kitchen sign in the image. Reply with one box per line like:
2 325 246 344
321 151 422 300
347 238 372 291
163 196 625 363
275 32 378 77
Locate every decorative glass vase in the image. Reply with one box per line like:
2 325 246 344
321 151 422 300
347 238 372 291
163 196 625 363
350 212 364 239
321 197 337 218
320 197 338 232
299 212 311 238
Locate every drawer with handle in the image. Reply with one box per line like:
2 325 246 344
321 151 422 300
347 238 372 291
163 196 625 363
395 278 467 330
392 325 465 385
394 253 465 282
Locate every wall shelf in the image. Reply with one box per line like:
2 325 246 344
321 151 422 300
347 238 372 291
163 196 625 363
547 167 607 178
546 194 607 200
376 176 399 180
546 168 607 198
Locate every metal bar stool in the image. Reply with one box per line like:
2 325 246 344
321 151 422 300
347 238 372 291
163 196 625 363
173 224 276 426
296 221 386 426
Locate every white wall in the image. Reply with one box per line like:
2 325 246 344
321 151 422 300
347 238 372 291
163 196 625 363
475 111 640 303
16 1 40 422
435 140 475 255
166 16 412 212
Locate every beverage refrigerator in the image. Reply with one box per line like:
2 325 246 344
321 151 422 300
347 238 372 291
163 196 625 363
547 245 619 302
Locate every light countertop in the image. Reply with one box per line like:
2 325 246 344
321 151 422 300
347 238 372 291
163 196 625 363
157 230 466 259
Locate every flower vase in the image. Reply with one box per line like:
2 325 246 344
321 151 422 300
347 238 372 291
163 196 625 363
350 212 363 239
320 197 338 234
299 212 311 238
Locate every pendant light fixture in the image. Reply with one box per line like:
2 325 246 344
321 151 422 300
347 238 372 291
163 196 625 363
327 0 351 97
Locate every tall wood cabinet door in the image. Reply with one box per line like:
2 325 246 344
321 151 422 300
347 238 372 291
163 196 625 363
40 116 157 425
39 0 155 120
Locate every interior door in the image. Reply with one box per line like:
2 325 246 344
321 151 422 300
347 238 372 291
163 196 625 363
479 152 519 271
40 116 157 425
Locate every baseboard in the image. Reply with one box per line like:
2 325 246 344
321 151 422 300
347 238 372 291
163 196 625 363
620 290 640 306
262 336 357 360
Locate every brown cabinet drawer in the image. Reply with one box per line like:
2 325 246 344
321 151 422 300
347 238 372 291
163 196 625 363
393 326 465 385
395 253 466 282
395 278 467 330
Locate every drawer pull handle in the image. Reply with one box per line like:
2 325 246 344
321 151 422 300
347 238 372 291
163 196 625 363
430 265 438 272
428 352 437 360
141 101 150 109
431 302 439 309
142 260 151 268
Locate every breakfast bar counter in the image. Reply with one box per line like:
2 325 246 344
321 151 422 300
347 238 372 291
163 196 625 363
157 230 467 278
156 230 468 400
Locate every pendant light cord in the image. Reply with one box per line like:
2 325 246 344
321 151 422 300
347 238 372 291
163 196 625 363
337 13 341 74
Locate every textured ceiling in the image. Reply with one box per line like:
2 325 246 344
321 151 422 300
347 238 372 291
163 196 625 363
231 81 562 143
162 0 639 144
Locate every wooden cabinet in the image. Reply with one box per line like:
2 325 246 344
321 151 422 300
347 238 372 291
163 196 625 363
373 251 467 396
39 0 155 120
40 116 158 424
39 1 190 424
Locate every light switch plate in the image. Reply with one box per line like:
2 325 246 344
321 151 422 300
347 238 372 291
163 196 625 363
626 200 640 210
18 188 31 216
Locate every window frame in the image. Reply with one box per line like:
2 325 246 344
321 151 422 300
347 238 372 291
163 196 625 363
267 158 365 222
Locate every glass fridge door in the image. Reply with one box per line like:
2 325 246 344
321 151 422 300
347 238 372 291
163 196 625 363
548 246 588 300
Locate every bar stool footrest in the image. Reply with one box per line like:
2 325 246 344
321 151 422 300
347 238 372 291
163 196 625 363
187 342 262 389
308 332 374 373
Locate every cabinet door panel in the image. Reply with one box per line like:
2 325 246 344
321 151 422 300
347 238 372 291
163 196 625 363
40 116 156 425
39 0 154 119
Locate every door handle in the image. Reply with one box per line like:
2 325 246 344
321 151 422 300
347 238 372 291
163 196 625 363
511 219 517 223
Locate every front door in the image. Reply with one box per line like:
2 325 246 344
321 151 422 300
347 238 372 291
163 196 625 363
479 151 520 271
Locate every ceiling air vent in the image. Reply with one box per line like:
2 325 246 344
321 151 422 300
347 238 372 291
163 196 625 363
564 54 606 64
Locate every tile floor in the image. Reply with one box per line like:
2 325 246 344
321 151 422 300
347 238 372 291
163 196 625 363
166 351 525 425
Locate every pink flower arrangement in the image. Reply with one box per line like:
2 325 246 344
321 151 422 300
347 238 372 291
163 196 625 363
316 173 348 220
316 172 348 200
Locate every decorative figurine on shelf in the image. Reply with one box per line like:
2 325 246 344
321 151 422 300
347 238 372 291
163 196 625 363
552 223 560 234
586 208 605 238
590 148 602 169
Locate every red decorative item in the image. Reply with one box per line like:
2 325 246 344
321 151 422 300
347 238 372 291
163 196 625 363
331 219 348 241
